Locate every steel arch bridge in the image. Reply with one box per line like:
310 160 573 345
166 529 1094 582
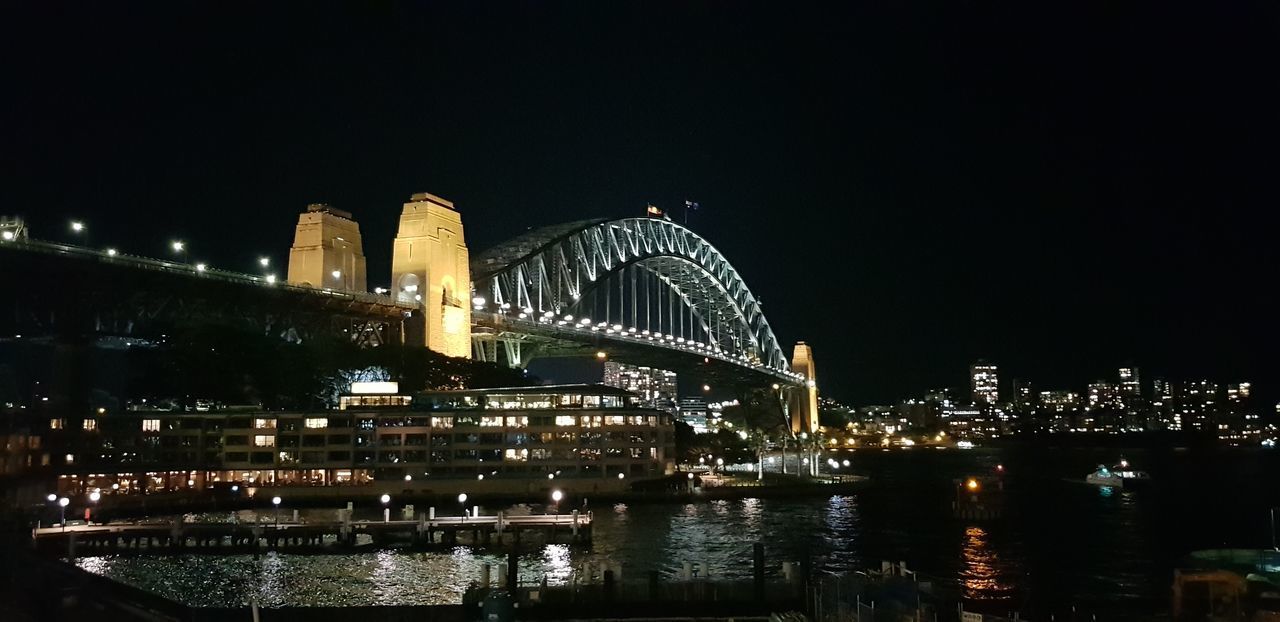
469 217 804 385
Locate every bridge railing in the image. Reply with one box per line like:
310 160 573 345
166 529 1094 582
2 237 414 310
474 311 803 383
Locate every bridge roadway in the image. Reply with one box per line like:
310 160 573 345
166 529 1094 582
2 237 411 346
33 511 592 553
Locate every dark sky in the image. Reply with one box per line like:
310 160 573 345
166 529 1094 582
4 3 1278 405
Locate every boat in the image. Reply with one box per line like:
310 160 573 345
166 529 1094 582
1084 458 1150 488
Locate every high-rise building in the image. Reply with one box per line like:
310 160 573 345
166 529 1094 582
1227 382 1252 402
970 362 998 405
602 362 677 414
1118 367 1140 396
1011 379 1035 412
676 397 710 433
287 204 368 293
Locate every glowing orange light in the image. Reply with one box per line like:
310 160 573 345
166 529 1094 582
966 478 979 491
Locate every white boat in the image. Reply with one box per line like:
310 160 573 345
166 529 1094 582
1084 458 1150 488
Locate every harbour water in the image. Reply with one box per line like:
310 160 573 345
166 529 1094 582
74 447 1280 615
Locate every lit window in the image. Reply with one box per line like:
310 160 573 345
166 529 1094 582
82 419 97 431
431 417 454 429
253 435 276 447
65 453 75 464
606 416 626 426
555 415 577 427
304 418 327 429
480 416 504 427
506 416 528 428
49 418 64 430
504 448 529 462
254 418 276 429
142 419 161 432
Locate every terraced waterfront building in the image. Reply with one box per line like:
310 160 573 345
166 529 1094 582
17 384 675 502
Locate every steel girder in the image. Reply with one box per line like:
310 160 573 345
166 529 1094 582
470 218 791 376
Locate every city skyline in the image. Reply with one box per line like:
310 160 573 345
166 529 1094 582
4 3 1278 405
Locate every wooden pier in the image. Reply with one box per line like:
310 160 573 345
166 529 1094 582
32 510 591 556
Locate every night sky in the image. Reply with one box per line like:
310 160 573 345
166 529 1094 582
4 3 1277 405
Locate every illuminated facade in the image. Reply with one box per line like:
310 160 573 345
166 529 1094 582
391 192 471 357
970 362 998 405
602 362 677 414
789 341 819 434
286 204 368 293
30 385 674 498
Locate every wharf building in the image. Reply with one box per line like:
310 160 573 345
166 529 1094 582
13 384 675 502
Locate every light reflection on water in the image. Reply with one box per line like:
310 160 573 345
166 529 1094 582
71 449 1280 612
960 526 1012 600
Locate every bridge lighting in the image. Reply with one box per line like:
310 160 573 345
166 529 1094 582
403 284 418 292
195 263 207 272
500 302 510 310
518 312 528 319
472 296 486 306
414 294 422 301
617 473 625 479
374 287 386 294
477 474 485 480
106 248 118 256
1 230 13 241
171 241 184 252
70 221 85 233
404 474 412 481
543 310 554 317
265 274 277 284
579 318 591 325
547 473 555 479
258 256 270 267
702 384 711 392
564 314 573 321
331 270 342 279
807 380 817 388
595 351 607 360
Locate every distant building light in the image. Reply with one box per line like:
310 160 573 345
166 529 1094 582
351 381 399 395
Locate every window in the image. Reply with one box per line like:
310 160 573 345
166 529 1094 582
254 418 276 429
555 415 577 427
305 418 327 429
583 395 601 408
504 448 529 462
480 416 504 427
506 416 528 428
431 417 454 429
140 418 160 431
65 453 75 464
49 419 64 430
253 435 276 447
606 415 626 426
82 419 98 431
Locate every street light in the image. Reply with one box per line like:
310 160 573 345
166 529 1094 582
46 493 57 502
70 221 85 233
258 257 270 268
170 240 188 265
458 492 468 522
57 497 69 531
551 489 563 514
272 496 282 527
87 490 101 524
381 493 392 522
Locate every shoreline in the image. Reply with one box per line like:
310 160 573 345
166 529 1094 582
45 476 871 522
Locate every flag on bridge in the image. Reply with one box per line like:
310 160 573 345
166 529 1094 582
646 204 665 218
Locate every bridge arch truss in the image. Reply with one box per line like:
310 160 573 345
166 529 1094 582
471 218 797 380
